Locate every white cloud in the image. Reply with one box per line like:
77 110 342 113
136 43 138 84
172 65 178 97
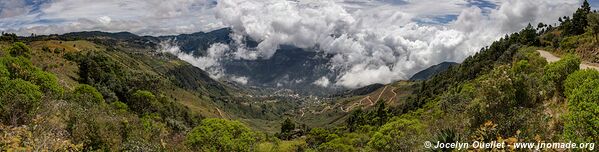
159 40 229 79
230 76 249 85
0 0 223 36
313 77 331 87
0 0 30 18
214 0 579 88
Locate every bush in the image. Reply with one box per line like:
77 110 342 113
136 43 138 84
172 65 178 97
563 69 599 97
306 128 331 148
30 70 63 96
128 90 162 114
368 118 426 151
317 138 355 152
543 54 580 94
8 42 31 58
186 118 256 152
0 78 42 125
72 84 105 105
563 71 599 143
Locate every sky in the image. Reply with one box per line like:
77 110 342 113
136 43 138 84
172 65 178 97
0 0 596 88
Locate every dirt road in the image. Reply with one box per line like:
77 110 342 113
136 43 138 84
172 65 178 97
537 50 599 71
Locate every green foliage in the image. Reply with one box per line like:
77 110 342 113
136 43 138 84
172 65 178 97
433 129 461 152
317 137 356 152
368 117 426 151
0 78 42 125
563 77 599 143
8 42 31 58
67 104 127 151
561 0 591 36
346 102 391 132
110 101 129 112
564 69 599 97
186 118 256 152
0 54 63 96
467 65 519 132
559 35 581 51
586 13 599 42
0 33 17 42
543 54 581 94
519 23 538 45
413 33 522 111
72 84 105 105
0 61 8 78
140 114 168 141
279 118 296 140
30 70 63 96
128 90 162 114
305 128 331 148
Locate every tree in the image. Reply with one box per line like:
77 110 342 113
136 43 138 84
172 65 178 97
519 23 537 45
279 118 296 140
0 78 42 125
586 13 599 43
186 118 256 152
566 0 592 35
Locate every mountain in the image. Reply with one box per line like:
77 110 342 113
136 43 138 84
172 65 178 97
409 61 458 80
158 28 341 96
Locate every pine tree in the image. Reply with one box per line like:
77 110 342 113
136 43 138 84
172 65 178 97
567 0 592 35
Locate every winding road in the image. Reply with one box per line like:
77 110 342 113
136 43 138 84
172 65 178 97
537 50 599 70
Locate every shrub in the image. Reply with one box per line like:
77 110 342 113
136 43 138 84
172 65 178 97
186 118 256 152
563 72 599 143
563 69 599 97
543 54 580 94
8 42 31 58
30 70 63 96
128 90 162 114
368 118 426 151
72 84 105 105
0 78 42 125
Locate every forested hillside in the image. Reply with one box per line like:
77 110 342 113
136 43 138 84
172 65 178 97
1 1 599 151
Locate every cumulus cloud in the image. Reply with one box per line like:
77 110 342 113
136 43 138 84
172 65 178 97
159 40 229 79
230 76 249 85
214 0 579 88
313 77 331 87
0 0 223 36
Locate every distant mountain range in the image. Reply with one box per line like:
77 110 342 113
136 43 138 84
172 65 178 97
54 29 456 96
409 62 458 80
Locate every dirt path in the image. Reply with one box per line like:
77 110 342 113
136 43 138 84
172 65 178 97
388 87 397 103
374 86 387 104
538 50 599 70
216 108 227 119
